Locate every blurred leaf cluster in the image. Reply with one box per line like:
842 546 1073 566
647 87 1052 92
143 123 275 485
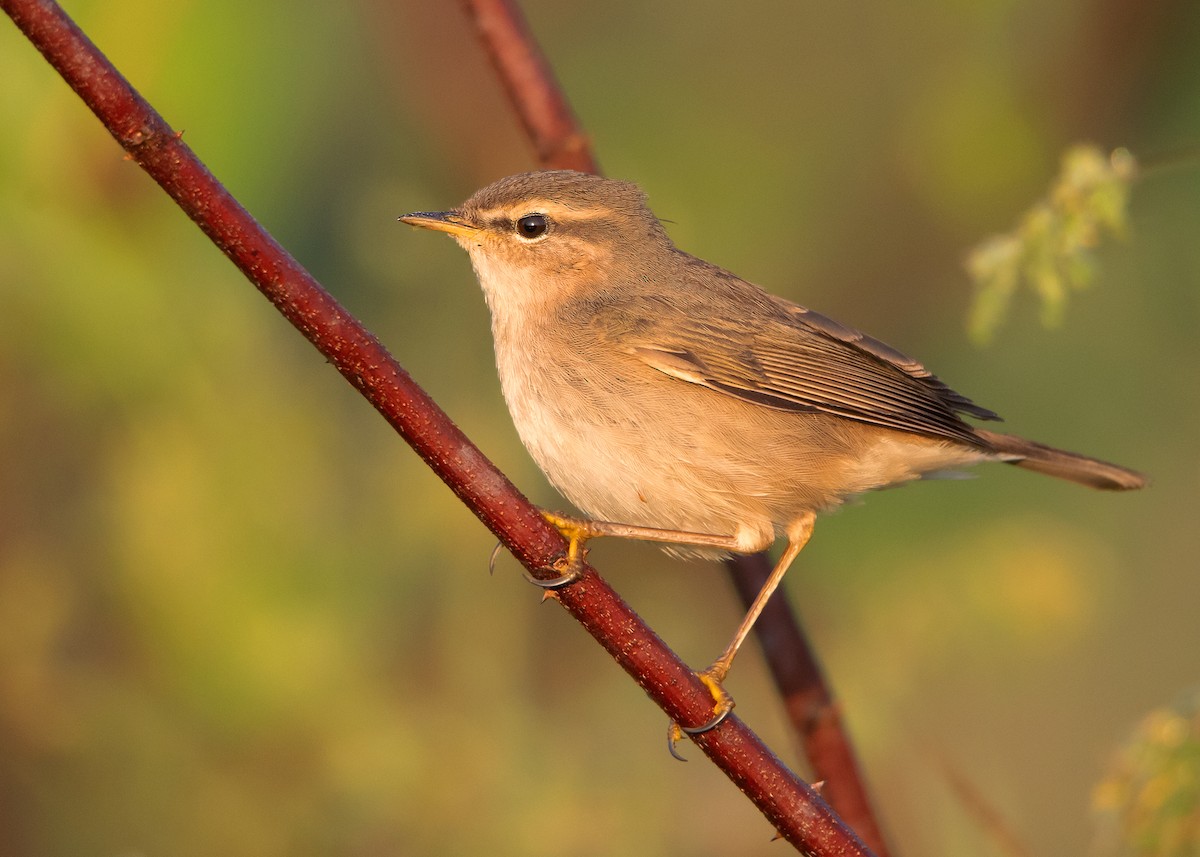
1094 694 1200 857
966 145 1137 344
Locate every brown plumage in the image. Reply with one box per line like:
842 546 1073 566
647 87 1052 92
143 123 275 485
401 170 1145 722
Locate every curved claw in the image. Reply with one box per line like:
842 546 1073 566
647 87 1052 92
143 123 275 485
521 559 585 590
667 723 689 761
679 701 734 735
525 509 593 590
665 703 733 760
665 666 736 757
487 541 504 576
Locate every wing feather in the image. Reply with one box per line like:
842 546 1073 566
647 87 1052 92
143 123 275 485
587 286 999 448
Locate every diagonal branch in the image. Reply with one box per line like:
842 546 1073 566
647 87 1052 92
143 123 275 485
728 553 890 855
457 1 890 852
1 0 874 854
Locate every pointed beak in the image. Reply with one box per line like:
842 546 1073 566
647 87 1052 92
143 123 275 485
398 210 482 239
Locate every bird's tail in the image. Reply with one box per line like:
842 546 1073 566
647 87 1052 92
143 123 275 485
974 429 1147 491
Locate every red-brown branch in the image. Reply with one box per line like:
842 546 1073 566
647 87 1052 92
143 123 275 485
728 553 889 854
457 0 890 852
1 0 874 854
458 0 597 173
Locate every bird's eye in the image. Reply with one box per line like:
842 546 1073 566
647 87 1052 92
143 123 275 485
515 213 549 239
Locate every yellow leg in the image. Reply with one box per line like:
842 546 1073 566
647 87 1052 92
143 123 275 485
536 509 817 757
705 512 815 683
531 510 746 589
542 511 746 552
667 512 816 755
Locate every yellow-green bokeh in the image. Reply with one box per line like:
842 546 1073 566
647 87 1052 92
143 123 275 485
2 2 1198 855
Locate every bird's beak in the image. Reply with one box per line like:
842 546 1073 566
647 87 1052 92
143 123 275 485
398 210 481 239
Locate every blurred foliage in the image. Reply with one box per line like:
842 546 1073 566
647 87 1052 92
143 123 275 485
1094 694 1200 857
966 145 1137 344
1 1 1198 856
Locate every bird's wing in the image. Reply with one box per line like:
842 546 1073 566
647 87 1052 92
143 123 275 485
592 290 999 447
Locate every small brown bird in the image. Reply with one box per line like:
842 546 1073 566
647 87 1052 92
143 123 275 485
401 170 1145 729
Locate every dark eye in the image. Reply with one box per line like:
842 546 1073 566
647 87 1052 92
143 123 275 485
515 213 549 239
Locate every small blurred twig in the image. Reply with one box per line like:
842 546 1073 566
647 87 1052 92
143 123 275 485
930 747 1033 857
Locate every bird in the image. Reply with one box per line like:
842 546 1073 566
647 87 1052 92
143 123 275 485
400 169 1146 732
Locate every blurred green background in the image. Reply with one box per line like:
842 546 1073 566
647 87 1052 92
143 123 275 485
1 1 1197 855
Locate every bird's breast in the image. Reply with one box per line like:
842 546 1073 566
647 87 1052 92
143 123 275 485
486 310 994 547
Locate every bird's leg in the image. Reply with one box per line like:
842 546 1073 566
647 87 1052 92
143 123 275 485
537 509 817 758
669 512 815 754
702 513 815 688
528 510 746 589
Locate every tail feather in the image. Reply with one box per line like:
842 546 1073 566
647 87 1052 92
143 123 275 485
974 429 1147 491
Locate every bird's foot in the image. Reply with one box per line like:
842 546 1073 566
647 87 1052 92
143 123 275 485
667 662 736 760
522 511 596 589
